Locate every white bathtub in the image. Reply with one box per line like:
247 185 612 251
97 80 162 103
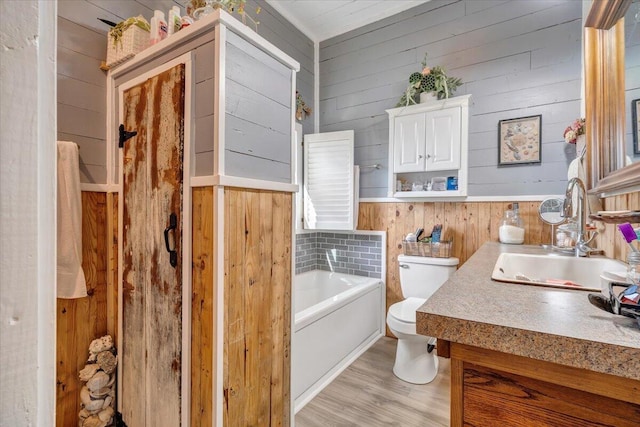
292 270 385 413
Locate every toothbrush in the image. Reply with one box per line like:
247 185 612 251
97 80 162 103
618 223 640 253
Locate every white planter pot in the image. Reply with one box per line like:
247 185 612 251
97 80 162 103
419 92 438 103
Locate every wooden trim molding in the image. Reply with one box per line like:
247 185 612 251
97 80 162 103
585 0 631 29
584 0 637 196
592 162 640 196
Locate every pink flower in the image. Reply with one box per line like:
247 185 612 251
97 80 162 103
563 118 585 144
421 67 431 76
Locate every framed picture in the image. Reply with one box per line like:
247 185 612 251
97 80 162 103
498 115 542 166
633 98 640 155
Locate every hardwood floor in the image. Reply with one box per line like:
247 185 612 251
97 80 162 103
295 337 451 427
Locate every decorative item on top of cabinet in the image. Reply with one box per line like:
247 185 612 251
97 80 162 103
386 94 470 198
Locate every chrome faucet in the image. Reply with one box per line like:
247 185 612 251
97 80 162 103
562 177 599 257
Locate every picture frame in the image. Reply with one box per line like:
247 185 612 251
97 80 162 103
633 98 640 155
498 115 542 166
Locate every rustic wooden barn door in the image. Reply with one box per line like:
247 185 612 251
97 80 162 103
121 64 185 427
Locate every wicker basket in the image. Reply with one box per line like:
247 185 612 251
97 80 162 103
402 240 453 258
106 25 149 68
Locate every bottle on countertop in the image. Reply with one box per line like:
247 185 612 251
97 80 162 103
167 6 181 36
150 10 168 45
499 203 525 244
627 251 640 285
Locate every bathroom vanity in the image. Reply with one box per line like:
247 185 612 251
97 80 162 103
417 242 640 426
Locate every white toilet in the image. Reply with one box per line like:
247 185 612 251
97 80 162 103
386 254 459 384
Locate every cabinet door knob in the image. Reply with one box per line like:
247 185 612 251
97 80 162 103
418 154 423 159
426 154 431 159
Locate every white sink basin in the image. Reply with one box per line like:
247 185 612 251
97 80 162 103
491 253 628 291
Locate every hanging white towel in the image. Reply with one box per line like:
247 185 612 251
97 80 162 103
57 141 87 299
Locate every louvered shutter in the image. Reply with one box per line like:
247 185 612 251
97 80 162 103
303 130 355 230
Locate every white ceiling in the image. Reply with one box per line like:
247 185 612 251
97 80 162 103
265 0 430 42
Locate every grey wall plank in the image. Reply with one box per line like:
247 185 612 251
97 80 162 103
79 163 107 184
195 78 215 119
195 150 214 176
58 132 105 166
58 75 106 113
195 115 214 154
194 41 215 83
58 104 107 139
58 46 106 87
320 0 582 197
58 17 107 60
225 151 290 183
225 79 290 136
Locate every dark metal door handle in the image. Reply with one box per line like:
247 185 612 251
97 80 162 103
164 213 177 268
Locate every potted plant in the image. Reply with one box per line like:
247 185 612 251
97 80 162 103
396 53 462 107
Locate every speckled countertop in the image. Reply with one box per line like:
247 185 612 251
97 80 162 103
416 242 640 381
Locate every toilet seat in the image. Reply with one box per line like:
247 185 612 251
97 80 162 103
387 297 427 336
388 297 426 323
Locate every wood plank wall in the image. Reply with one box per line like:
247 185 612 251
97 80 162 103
359 195 640 337
357 200 551 336
56 192 113 427
191 187 215 427
224 188 292 427
595 191 640 262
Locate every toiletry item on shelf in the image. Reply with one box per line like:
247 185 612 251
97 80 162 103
167 6 181 36
499 203 525 244
618 223 640 253
150 10 168 44
627 252 640 286
412 182 424 191
431 177 446 191
180 15 194 29
431 224 442 243
446 176 458 191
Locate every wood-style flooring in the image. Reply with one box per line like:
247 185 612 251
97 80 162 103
296 337 451 427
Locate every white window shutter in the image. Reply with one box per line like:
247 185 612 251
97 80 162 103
304 130 355 230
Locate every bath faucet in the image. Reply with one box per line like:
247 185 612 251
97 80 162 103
562 177 598 257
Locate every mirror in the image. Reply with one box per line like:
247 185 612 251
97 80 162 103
538 197 566 225
585 0 640 195
625 2 640 160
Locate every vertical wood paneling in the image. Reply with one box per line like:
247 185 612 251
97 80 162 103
56 192 109 427
107 193 118 341
122 64 185 426
223 188 292 427
358 200 550 338
191 187 214 427
595 191 640 262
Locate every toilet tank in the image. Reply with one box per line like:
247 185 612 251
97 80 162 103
398 254 459 299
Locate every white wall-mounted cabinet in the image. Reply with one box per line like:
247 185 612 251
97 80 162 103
387 95 470 198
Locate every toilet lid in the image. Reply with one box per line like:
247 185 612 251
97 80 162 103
389 297 427 323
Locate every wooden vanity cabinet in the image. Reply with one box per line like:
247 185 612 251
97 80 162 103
439 341 640 427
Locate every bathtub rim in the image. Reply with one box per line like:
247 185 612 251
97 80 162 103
294 270 383 331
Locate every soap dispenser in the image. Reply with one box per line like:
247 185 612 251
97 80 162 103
499 203 525 244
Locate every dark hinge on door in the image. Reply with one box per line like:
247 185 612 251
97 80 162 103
119 124 138 148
